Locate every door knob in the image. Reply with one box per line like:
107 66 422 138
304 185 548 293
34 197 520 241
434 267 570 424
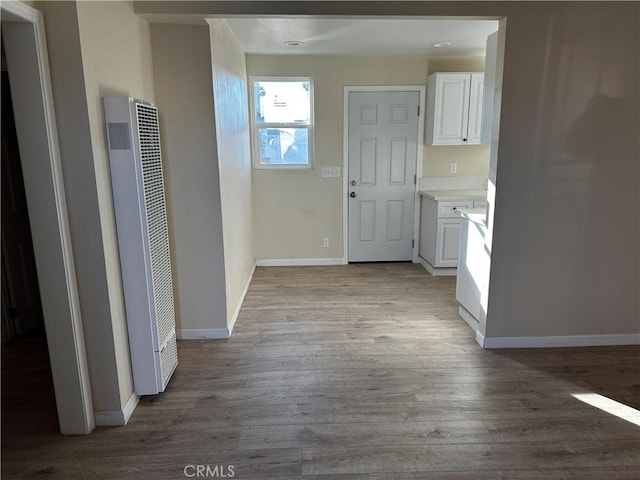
349 192 357 198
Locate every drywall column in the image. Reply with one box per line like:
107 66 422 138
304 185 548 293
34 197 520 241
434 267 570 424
208 19 256 333
485 7 639 343
150 24 228 337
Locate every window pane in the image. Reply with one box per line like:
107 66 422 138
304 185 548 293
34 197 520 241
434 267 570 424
254 81 311 124
258 128 309 165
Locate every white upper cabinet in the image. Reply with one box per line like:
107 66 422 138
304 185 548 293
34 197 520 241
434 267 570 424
467 74 485 144
425 72 485 146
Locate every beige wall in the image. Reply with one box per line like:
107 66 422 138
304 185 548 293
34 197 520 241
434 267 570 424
150 24 228 332
423 145 491 177
38 0 156 415
248 55 429 260
248 54 489 260
75 0 155 409
209 19 255 328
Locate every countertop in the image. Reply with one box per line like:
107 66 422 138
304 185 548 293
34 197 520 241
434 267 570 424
455 207 488 227
418 189 488 201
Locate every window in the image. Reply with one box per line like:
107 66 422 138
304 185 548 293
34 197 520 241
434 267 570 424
250 77 314 169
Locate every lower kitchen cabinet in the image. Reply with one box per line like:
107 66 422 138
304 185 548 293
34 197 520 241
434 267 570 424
419 195 487 274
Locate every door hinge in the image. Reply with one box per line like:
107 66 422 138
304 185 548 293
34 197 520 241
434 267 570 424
417 105 420 116
8 307 17 319
412 239 415 248
414 174 417 185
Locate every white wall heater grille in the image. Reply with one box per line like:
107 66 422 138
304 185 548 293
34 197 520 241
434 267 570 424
104 97 177 394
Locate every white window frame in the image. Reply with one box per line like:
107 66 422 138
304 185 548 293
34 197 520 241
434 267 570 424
249 76 315 170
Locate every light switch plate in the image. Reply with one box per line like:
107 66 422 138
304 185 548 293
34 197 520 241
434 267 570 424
322 167 341 178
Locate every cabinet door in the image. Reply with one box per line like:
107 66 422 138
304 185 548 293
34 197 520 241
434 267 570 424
467 73 484 145
431 74 470 145
435 219 462 267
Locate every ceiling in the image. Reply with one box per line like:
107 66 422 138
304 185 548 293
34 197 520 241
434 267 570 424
223 18 499 56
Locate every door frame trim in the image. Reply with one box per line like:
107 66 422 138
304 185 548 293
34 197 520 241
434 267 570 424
1 1 95 434
342 85 426 264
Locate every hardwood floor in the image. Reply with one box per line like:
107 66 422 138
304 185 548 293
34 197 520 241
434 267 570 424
2 263 639 479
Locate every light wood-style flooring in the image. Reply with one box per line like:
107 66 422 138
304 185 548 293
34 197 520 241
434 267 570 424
2 263 640 478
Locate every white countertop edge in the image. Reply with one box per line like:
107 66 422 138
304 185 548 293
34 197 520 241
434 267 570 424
419 189 488 201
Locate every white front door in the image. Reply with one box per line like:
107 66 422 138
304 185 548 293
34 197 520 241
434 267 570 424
348 90 420 262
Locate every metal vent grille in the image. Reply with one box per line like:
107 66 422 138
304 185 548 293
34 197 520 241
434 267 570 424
160 332 178 388
135 102 175 348
107 122 131 150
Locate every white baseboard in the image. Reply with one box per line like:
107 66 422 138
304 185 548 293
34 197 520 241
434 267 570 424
417 256 457 276
256 258 346 267
475 329 486 348
177 263 256 340
481 333 640 349
458 305 479 333
227 263 256 336
94 392 139 426
177 328 230 339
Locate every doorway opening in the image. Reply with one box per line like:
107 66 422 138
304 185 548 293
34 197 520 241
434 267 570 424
1 2 94 435
1 38 59 439
220 15 505 345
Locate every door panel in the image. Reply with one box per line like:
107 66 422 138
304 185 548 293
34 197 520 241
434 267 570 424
358 201 376 242
389 138 407 184
436 219 462 267
386 200 405 241
359 138 377 185
348 90 419 262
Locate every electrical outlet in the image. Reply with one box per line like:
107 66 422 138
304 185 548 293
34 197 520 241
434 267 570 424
322 237 330 248
322 167 341 178
449 162 457 174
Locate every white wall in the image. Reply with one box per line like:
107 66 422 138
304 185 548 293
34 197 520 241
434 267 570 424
208 19 255 330
150 24 228 332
